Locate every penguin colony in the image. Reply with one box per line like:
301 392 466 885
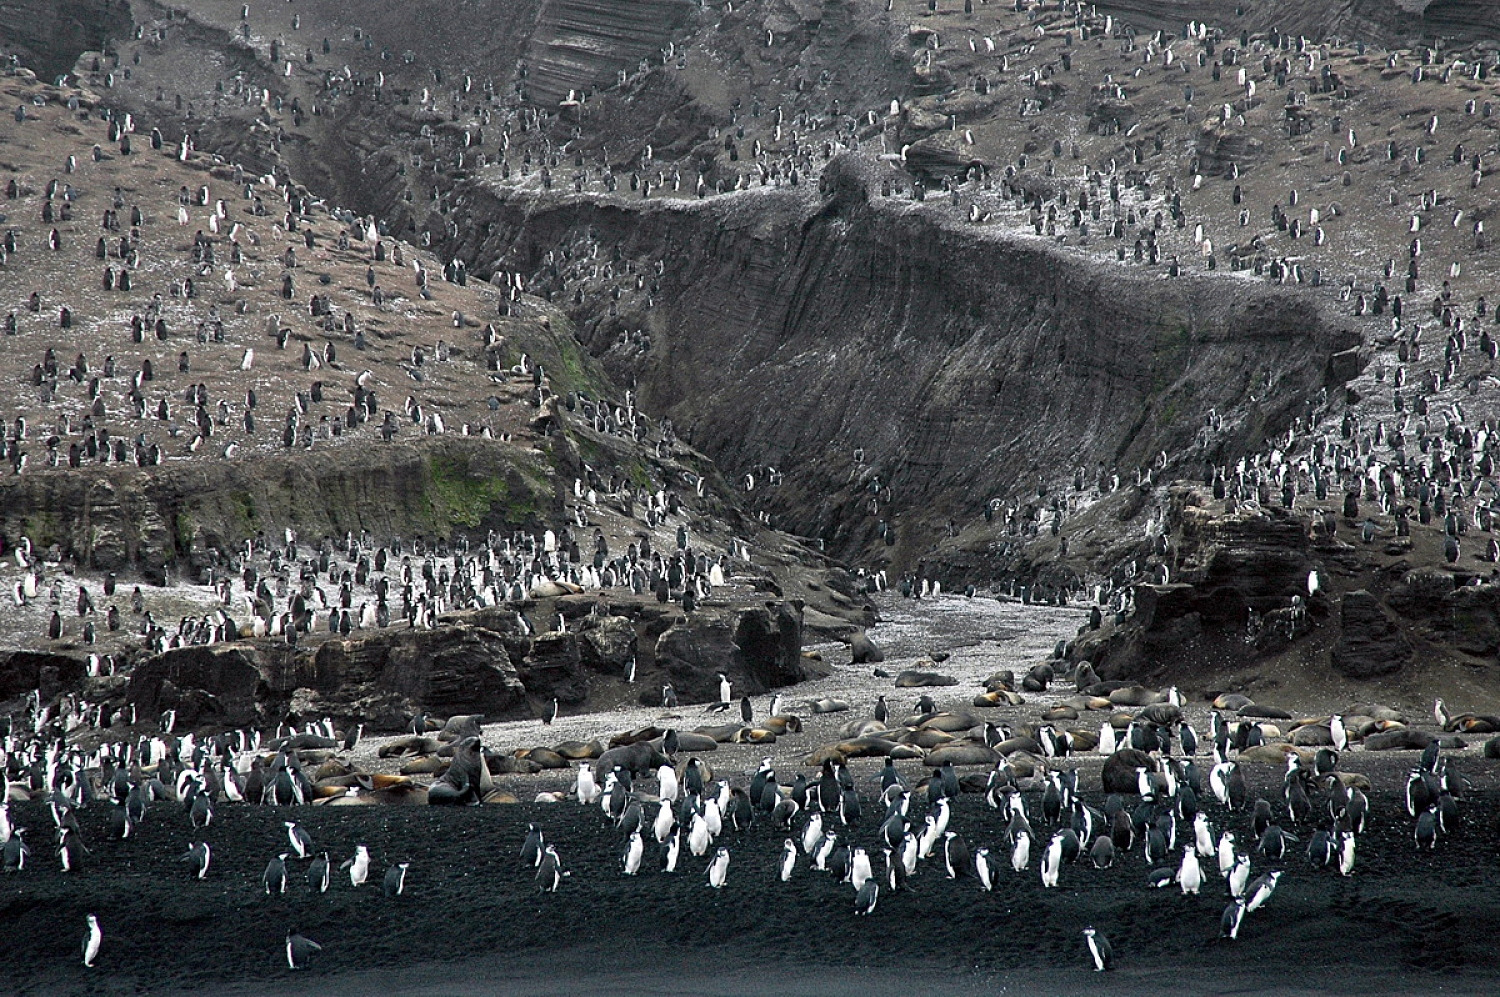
0 72 792 657
2 658 1489 979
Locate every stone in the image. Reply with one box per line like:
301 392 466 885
577 615 638 674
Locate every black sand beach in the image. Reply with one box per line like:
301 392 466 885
5 748 1500 997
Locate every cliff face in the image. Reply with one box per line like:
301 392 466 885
457 159 1361 570
0 439 560 579
1091 0 1426 44
0 0 131 80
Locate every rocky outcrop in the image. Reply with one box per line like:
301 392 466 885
127 624 526 730
1331 590 1411 679
0 650 88 702
517 631 587 705
120 597 814 730
524 0 692 107
650 600 816 703
0 0 133 81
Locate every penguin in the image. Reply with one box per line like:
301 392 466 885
1083 927 1114 971
622 830 644 875
942 832 971 879
307 852 330 893
83 914 102 968
54 825 83 873
975 846 996 889
263 853 289 894
1040 833 1063 887
383 862 409 897
718 673 732 706
342 723 364 752
1258 825 1298 860
656 827 681 873
536 844 563 891
1245 870 1282 912
1227 854 1252 898
1221 899 1247 940
342 844 370 886
1415 807 1439 850
707 846 730 888
542 698 558 724
520 824 544 868
1177 844 1203 894
1090 835 1116 870
1012 830 1031 872
180 841 210 879
576 763 599 806
285 821 312 860
854 878 879 915
286 932 322 969
740 696 753 723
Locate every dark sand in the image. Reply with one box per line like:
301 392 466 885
4 747 1500 997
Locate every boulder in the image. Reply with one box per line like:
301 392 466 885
577 615 638 674
652 601 813 703
127 623 527 732
126 644 267 728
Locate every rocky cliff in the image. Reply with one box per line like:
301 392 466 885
457 157 1362 571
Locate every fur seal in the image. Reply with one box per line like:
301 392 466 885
849 630 884 663
925 744 1001 767
428 737 492 804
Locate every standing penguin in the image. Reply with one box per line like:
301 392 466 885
263 853 289 894
519 824 544 868
1083 927 1114 971
1221 899 1247 939
854 878 879 915
622 830 644 875
536 845 563 892
307 852 330 893
779 838 797 881
383 862 409 897
707 846 730 888
342 844 370 886
83 914 102 967
181 841 211 879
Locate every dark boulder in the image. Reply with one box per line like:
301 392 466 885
651 601 813 704
577 615 638 674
